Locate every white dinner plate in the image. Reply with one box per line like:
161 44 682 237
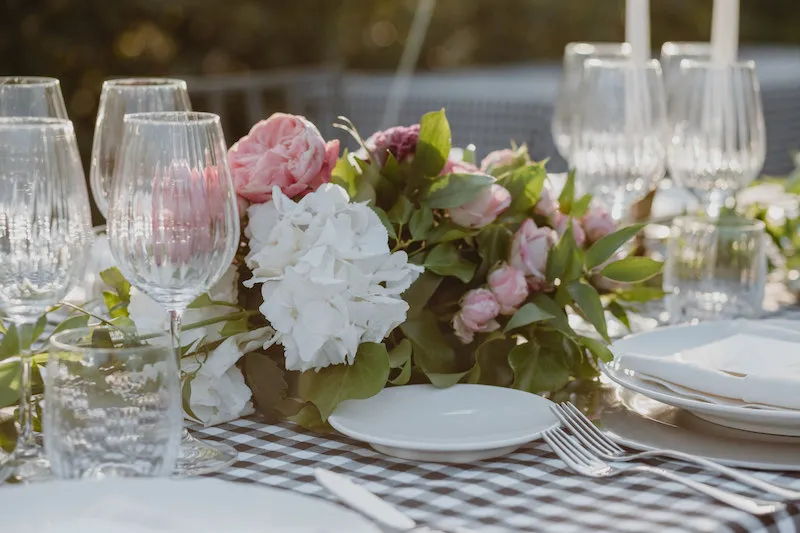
0 477 380 533
328 384 559 463
600 388 800 471
601 320 800 436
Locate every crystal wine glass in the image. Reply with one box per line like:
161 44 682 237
90 78 191 219
570 58 668 222
107 112 240 476
0 118 93 482
667 60 766 218
0 77 68 118
551 42 631 165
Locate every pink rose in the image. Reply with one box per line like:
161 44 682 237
552 211 587 248
509 219 556 291
365 124 420 165
453 288 501 344
448 184 511 229
581 205 615 243
534 186 558 217
480 149 517 173
442 158 481 175
228 113 340 204
488 263 529 315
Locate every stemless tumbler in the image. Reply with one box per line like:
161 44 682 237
0 77 68 118
664 215 766 324
90 78 191 218
45 327 182 479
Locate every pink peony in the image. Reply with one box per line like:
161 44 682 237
480 149 517 173
509 219 556 291
442 158 481 175
448 184 511 229
581 205 616 243
534 186 558 217
453 288 501 344
552 211 587 248
228 113 339 204
488 263 529 315
365 124 420 165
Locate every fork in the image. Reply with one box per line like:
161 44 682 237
553 402 800 501
543 426 785 515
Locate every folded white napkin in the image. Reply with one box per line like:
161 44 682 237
617 327 800 411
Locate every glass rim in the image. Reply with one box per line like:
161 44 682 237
103 77 187 89
0 76 60 87
566 42 632 56
49 326 172 354
672 215 766 233
679 59 757 71
124 111 219 125
660 41 711 55
583 58 662 71
0 117 73 130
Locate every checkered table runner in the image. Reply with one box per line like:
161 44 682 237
194 416 800 533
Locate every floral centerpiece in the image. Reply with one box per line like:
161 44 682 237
0 109 662 433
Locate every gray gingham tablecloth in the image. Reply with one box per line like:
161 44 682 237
193 416 800 533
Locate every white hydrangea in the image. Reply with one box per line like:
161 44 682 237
245 184 423 372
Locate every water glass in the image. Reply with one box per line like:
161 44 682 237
659 42 710 92
0 77 68 118
90 78 191 218
570 58 668 221
44 327 182 479
551 42 631 163
664 215 766 323
667 61 766 218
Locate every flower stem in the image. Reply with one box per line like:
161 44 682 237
182 310 258 332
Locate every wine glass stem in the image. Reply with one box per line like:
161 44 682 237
16 351 36 455
169 309 183 364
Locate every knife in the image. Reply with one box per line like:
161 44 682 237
314 468 417 531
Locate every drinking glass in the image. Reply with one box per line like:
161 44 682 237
107 112 240 475
667 61 766 218
0 118 93 482
552 42 631 164
570 59 668 222
659 42 710 92
45 327 182 479
0 77 68 118
90 78 191 218
664 215 766 323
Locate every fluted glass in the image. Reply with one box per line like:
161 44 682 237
90 78 191 218
551 42 631 162
0 77 68 118
0 118 92 482
667 61 766 218
659 42 711 93
570 59 668 221
107 111 240 475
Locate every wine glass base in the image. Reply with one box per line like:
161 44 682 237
175 430 238 476
2 448 52 483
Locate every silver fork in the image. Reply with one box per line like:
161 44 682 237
543 426 785 515
553 402 800 501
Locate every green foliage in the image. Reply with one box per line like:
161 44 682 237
414 109 451 177
422 173 494 209
504 303 554 333
424 242 475 283
585 223 646 270
409 208 434 241
500 164 546 214
601 257 663 283
558 171 576 214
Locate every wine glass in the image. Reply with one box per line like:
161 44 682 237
0 118 92 482
667 60 766 218
107 112 240 476
0 77 68 118
570 59 668 222
90 78 191 219
659 42 710 92
551 42 632 165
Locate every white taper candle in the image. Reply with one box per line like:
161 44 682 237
711 0 740 64
626 0 651 62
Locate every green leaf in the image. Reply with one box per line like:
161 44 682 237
414 109 451 176
607 300 631 332
289 403 329 432
0 352 48 409
546 221 578 282
585 223 646 270
614 286 668 302
111 315 136 329
299 342 390 420
508 341 571 393
579 335 614 363
571 194 593 218
409 208 434 241
370 205 397 240
422 173 494 209
531 293 578 338
424 243 476 283
467 332 514 386
0 325 20 360
91 328 114 349
243 353 288 415
601 257 662 283
220 316 250 337
403 272 443 319
331 150 358 198
19 314 48 351
182 376 202 423
500 165 547 214
52 315 91 336
428 221 477 244
388 339 412 385
390 359 412 385
476 225 512 271
504 303 554 332
388 196 413 225
382 152 402 184
462 144 476 164
400 311 456 372
567 281 610 342
103 291 128 318
558 170 576 214
100 267 131 300
188 293 214 309
425 369 471 388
